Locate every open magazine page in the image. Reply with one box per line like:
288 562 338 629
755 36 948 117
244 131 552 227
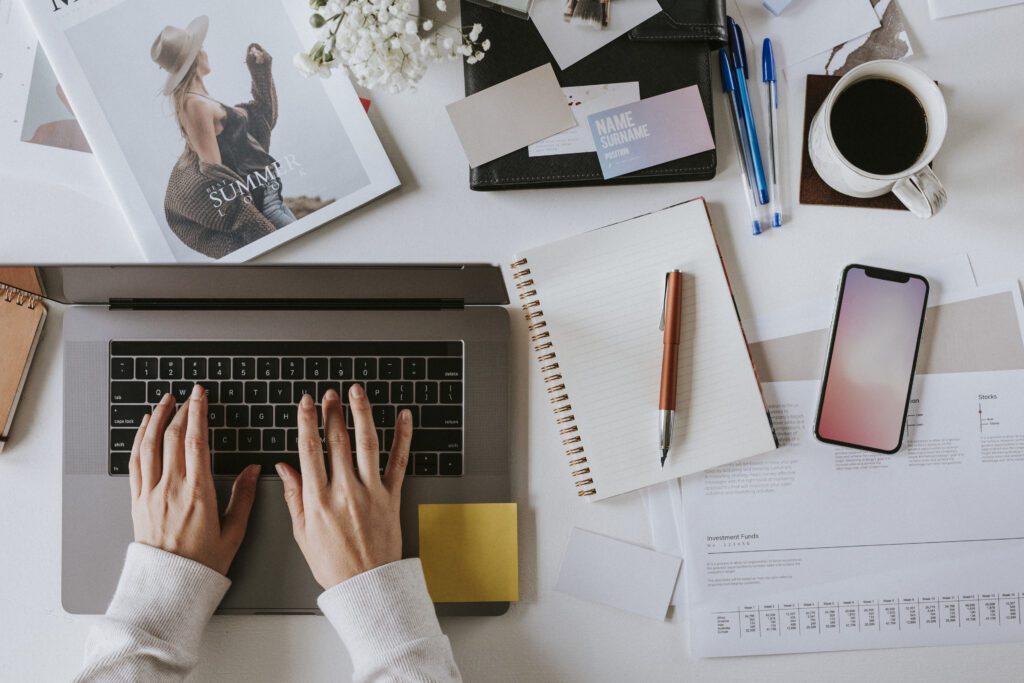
23 0 399 262
0 0 111 202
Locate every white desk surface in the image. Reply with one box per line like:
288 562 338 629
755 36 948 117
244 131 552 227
2 2 1024 680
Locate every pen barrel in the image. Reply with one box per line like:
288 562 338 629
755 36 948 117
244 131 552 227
659 341 679 410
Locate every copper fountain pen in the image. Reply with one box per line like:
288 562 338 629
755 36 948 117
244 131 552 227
660 270 683 467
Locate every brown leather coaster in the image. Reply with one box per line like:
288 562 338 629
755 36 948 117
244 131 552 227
800 74 907 210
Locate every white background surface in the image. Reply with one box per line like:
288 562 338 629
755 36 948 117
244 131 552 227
2 2 1024 680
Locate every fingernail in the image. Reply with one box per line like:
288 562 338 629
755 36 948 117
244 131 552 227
301 393 313 408
400 409 412 424
324 388 338 401
191 384 204 400
350 383 364 398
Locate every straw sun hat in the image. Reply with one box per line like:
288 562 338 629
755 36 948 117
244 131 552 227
150 15 209 96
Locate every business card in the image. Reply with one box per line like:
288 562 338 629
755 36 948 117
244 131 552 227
587 86 715 179
529 82 641 157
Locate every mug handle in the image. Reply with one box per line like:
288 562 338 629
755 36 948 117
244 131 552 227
892 166 947 218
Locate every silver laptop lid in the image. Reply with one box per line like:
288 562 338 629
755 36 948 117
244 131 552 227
29 264 508 307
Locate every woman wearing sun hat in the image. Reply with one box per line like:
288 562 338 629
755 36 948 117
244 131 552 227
151 16 297 259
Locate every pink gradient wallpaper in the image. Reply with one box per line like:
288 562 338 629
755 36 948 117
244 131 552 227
817 268 928 451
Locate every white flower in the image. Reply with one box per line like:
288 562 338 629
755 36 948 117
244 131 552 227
436 0 447 10
482 38 491 51
422 19 433 30
469 23 482 41
293 51 330 78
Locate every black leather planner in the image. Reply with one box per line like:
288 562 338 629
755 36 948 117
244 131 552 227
461 0 727 190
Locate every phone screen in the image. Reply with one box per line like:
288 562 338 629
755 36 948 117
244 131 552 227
815 265 929 453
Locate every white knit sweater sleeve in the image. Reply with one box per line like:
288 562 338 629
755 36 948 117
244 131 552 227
74 543 231 682
75 547 460 683
318 558 462 683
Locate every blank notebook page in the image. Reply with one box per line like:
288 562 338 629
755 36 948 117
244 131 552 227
515 199 776 500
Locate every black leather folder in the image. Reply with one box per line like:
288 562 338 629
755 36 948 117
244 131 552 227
461 0 727 190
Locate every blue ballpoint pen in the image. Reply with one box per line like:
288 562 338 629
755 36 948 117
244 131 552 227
726 17 769 205
762 38 783 227
719 49 763 235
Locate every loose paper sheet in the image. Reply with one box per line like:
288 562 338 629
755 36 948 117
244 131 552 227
928 0 1024 18
419 503 519 602
529 0 663 70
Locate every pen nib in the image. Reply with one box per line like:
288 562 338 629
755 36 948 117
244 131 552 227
660 449 668 467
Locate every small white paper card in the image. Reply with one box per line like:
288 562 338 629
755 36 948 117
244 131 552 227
555 527 681 621
530 0 663 70
529 82 640 157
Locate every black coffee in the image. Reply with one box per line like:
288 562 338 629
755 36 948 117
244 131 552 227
829 78 928 175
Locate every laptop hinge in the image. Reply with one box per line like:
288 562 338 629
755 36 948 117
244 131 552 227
108 298 465 311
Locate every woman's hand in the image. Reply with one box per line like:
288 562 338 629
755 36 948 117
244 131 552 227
247 44 271 67
276 385 413 590
129 386 260 576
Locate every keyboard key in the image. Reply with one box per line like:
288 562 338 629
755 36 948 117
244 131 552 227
263 429 286 451
306 358 328 380
184 358 207 380
213 429 237 451
330 357 353 380
372 405 396 428
111 404 151 427
383 429 395 451
392 382 413 404
366 382 389 404
136 358 158 380
209 358 231 379
221 382 243 403
403 358 426 380
160 358 182 379
411 430 462 452
275 405 297 428
397 405 419 428
342 381 360 401
287 429 298 452
440 382 462 404
111 358 134 379
226 406 249 427
111 381 146 403
293 382 316 403
314 381 340 402
406 455 414 476
171 382 193 402
238 430 261 451
269 382 291 403
421 406 462 428
257 358 280 379
282 358 304 379
110 452 131 475
213 453 299 476
414 453 438 476
245 381 268 403
251 405 273 427
439 453 463 476
415 382 438 404
355 358 377 379
428 358 462 380
379 358 401 379
110 429 137 451
233 358 255 380
208 405 225 427
147 381 171 403
202 382 219 404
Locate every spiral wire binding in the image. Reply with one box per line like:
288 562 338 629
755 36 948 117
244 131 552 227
0 284 40 310
510 258 596 497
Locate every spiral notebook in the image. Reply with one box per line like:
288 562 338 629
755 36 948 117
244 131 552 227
511 199 777 500
0 274 47 453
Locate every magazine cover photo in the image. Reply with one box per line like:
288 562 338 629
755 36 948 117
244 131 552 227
65 0 385 260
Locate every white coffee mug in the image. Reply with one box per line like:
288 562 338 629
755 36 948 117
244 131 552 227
809 60 947 218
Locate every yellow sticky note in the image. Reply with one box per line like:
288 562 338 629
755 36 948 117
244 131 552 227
418 503 519 603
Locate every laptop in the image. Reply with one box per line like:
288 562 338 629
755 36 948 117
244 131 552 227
43 265 511 616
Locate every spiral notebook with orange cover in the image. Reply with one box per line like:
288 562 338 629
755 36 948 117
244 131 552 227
510 199 776 501
0 271 47 453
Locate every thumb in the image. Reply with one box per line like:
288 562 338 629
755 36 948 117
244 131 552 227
222 464 260 546
276 462 305 531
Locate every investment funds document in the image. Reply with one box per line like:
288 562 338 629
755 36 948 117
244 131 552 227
683 283 1024 656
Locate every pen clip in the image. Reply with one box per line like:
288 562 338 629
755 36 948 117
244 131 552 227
660 273 670 331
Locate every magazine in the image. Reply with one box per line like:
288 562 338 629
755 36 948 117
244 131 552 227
0 0 112 202
22 0 400 262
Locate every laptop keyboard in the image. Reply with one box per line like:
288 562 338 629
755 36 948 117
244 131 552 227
108 341 464 478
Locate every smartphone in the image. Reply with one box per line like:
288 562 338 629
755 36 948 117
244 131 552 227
814 265 929 453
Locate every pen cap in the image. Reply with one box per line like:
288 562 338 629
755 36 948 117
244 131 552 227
761 38 776 83
726 16 748 77
718 49 737 93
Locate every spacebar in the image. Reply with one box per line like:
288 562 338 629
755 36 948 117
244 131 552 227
213 453 299 476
